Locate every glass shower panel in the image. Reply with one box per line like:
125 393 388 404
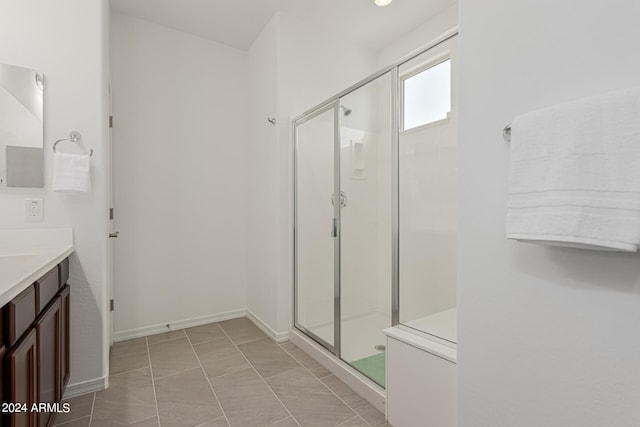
398 36 458 343
295 105 337 349
339 71 393 387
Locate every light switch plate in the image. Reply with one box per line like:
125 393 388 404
25 198 44 222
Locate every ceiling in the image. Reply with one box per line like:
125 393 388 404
110 0 456 51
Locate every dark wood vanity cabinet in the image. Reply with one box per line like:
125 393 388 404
2 258 70 427
5 329 38 427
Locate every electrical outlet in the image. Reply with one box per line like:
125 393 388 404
25 198 44 222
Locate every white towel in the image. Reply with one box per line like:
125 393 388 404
52 152 91 193
506 87 640 252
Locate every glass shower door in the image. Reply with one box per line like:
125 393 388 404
294 103 339 351
339 71 393 387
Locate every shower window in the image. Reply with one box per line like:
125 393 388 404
401 57 451 131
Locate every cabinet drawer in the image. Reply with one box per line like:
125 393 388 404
59 257 69 285
5 285 37 347
36 266 60 312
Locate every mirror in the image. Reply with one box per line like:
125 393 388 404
0 62 44 188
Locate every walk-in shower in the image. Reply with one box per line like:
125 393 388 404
293 32 458 389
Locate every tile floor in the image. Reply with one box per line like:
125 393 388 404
53 317 391 427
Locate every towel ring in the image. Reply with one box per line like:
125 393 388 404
53 130 94 157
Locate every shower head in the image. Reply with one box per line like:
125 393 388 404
340 105 352 116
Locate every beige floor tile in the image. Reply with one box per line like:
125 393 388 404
91 368 157 426
197 417 229 426
148 336 199 379
147 329 186 346
110 337 150 376
111 337 148 358
320 375 363 406
90 319 386 427
267 417 300 426
238 338 299 379
336 416 369 427
154 368 223 426
53 416 91 427
129 417 160 426
218 317 267 345
193 337 250 379
320 375 386 425
185 323 227 345
267 368 355 427
211 368 288 427
53 393 94 425
111 350 150 376
349 398 386 427
279 342 331 379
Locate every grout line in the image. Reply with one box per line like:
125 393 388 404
186 331 232 427
265 415 295 426
226 336 266 346
194 416 227 427
53 415 91 426
206 365 254 382
336 415 366 426
188 334 229 347
219 327 302 427
52 414 91 427
131 415 160 426
87 391 96 426
145 337 162 427
109 362 152 378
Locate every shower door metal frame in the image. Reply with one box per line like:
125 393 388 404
293 100 342 355
292 27 459 365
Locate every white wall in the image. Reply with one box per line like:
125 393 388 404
378 3 458 68
246 11 378 335
458 1 640 426
246 16 279 332
0 0 109 388
110 13 248 336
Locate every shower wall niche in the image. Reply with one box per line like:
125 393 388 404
294 33 458 389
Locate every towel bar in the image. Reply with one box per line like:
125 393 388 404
53 131 93 157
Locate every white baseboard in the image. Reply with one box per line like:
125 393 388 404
246 310 290 343
289 328 386 414
113 309 246 342
63 376 108 399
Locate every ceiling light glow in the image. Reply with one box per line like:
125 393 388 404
374 0 393 5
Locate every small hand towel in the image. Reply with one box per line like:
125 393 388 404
52 152 91 193
506 87 640 251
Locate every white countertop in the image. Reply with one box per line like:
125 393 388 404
0 228 74 307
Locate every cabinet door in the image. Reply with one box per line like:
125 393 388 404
6 285 37 347
36 298 61 427
59 285 70 392
5 328 38 427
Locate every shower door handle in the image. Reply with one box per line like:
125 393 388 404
331 218 337 238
